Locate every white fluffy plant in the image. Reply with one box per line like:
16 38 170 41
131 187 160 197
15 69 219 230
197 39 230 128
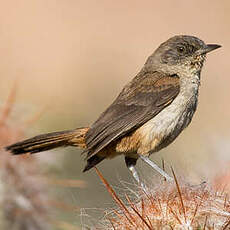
92 167 230 230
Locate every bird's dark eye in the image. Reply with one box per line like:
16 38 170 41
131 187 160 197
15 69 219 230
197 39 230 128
177 46 185 54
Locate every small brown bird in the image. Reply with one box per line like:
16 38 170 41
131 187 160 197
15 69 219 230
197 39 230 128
6 35 221 183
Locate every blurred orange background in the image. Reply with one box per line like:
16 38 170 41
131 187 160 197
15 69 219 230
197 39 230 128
0 0 229 226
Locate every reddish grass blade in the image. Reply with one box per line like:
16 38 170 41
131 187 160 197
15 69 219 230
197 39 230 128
94 167 136 227
171 167 187 224
0 80 18 126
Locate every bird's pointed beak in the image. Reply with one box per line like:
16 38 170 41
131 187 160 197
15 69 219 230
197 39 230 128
205 44 222 53
198 44 221 55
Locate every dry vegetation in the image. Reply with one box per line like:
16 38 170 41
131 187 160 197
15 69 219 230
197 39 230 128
0 85 83 230
92 168 230 230
0 84 52 229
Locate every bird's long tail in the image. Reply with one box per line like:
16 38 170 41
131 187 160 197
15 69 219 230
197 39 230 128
5 127 89 155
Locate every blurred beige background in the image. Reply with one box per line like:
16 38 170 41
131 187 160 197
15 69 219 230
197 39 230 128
0 0 229 226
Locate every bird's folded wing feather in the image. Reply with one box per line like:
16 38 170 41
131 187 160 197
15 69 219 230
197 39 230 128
85 71 180 159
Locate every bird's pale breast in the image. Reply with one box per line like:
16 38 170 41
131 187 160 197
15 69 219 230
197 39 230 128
136 75 200 155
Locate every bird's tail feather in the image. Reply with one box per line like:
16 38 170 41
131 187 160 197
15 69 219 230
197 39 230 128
6 127 88 155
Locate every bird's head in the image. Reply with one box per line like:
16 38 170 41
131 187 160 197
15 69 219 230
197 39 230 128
145 35 221 76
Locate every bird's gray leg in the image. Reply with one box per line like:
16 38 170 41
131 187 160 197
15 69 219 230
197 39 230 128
127 164 141 184
125 157 147 190
139 155 173 182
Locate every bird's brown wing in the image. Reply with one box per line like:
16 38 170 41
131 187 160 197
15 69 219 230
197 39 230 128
85 71 180 159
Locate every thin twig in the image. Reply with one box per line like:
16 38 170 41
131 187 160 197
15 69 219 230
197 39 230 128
94 167 136 227
162 158 166 182
171 167 187 224
191 192 205 225
203 216 208 230
222 218 230 230
0 80 18 126
126 194 152 230
169 207 182 225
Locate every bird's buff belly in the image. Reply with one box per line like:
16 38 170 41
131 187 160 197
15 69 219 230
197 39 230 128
114 110 184 157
